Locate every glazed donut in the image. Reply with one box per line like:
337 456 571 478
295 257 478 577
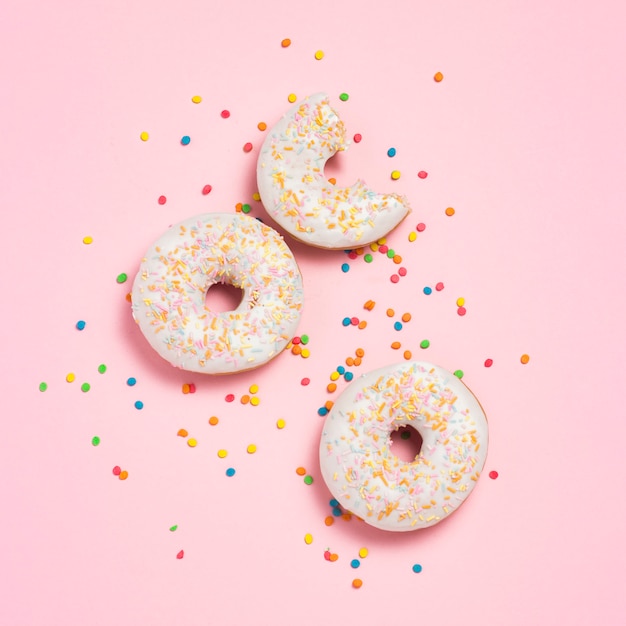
131 213 304 374
257 93 411 249
319 361 488 531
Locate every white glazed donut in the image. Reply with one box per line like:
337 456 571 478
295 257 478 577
256 93 411 249
319 361 488 531
131 212 304 374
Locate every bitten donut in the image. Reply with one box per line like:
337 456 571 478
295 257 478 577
131 213 304 374
319 361 488 531
257 93 411 249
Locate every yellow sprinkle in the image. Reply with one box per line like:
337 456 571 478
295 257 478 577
249 383 259 394
391 170 401 180
520 354 530 364
304 533 313 545
287 93 297 103
187 438 197 448
370 243 379 252
191 95 202 103
434 71 444 82
276 418 286 429
217 449 228 458
456 297 465 307
139 131 149 141
377 238 386 245
408 231 417 242
247 444 257 454
83 236 93 245
65 373 75 383
330 371 340 381
314 50 324 60
252 192 261 201
300 348 310 358
358 547 368 558
250 396 260 406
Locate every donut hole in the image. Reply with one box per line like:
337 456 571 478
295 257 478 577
390 425 423 462
204 282 244 313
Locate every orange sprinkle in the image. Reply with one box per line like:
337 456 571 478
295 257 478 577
386 308 395 317
391 341 401 350
281 38 291 48
235 202 243 212
291 344 302 355
324 516 334 526
240 394 250 404
329 553 338 562
257 121 267 131
296 466 306 476
119 470 129 480
445 207 455 216
434 71 444 82
208 416 219 426
125 293 132 303
177 429 188 437
401 312 412 323
403 350 412 360
521 354 530 364
355 348 365 357
345 357 355 366
324 400 334 411
353 357 362 366
352 578 363 589
363 299 376 311
358 320 367 329
182 383 190 394
327 382 337 393
327 177 336 185
393 255 403 264
341 513 352 521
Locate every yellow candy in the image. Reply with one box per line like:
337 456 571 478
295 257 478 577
391 170 401 180
247 444 257 454
287 93 297 103
66 373 75 383
314 50 324 60
249 383 259 394
456 297 465 307
217 449 228 458
304 533 313 545
187 438 197 448
276 418 286 429
191 95 202 103
139 131 149 141
408 232 417 242
250 396 260 406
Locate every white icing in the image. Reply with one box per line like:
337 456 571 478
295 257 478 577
319 361 489 531
131 213 304 374
256 93 411 249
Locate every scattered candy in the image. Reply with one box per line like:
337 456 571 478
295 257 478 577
139 131 149 141
169 525 178 532
246 444 257 454
314 50 324 60
351 559 360 568
82 236 93 245
181 135 191 145
412 563 423 573
158 195 167 205
76 320 86 330
126 377 136 386
209 416 219 426
352 579 363 589
304 533 313 545
91 436 100 446
225 468 236 477
391 170 401 180
220 110 230 118
281 38 291 48
276 418 286 429
202 184 212 195
134 400 143 409
187 438 197 448
191 95 202 103
353 133 362 143
339 92 349 101
81 383 90 393
217 449 228 458
434 71 444 82
484 359 493 367
303 475 313 485
97 364 107 374
445 206 455 216
520 354 530 364
176 550 184 559
489 470 499 479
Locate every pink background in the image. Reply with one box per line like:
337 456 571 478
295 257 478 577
2 0 625 624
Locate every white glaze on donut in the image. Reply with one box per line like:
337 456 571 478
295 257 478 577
131 213 304 374
256 93 411 249
319 361 488 531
